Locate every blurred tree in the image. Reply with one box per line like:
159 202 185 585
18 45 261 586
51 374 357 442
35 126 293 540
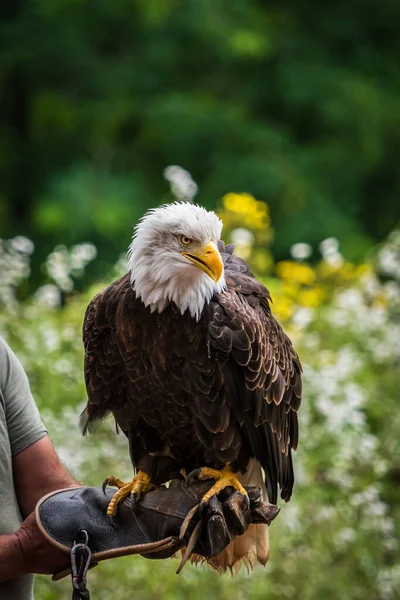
1 0 399 288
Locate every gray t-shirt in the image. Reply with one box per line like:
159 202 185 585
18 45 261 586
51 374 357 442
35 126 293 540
0 337 47 600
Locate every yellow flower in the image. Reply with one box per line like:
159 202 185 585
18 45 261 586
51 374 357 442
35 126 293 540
317 261 338 279
374 294 388 309
276 261 316 285
250 250 274 275
356 264 372 277
338 263 358 280
282 281 300 299
317 261 370 283
298 287 325 308
272 296 294 322
221 193 269 230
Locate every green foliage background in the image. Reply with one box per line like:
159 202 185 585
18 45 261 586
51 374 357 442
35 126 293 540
1 0 400 284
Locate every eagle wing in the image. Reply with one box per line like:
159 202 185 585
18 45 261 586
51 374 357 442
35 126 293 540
206 243 302 504
81 274 136 433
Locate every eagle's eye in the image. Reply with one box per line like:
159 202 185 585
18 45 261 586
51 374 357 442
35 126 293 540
180 235 192 246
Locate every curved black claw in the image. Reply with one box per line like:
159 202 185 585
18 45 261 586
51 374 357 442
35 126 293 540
102 478 110 495
107 514 118 528
242 490 251 510
198 500 207 516
199 494 219 517
187 468 202 482
130 492 140 514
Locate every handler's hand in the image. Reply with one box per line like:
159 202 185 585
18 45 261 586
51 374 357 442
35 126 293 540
15 512 69 575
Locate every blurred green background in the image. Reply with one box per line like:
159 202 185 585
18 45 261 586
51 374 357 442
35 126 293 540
1 1 400 599
1 0 400 287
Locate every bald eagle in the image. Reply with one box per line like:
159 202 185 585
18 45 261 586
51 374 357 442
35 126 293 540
81 202 302 571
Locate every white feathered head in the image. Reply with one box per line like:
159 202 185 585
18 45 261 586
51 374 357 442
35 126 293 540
128 203 226 320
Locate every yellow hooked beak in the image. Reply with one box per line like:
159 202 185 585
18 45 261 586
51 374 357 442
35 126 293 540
181 241 223 283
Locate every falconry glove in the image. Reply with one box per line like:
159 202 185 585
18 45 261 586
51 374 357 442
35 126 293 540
35 479 280 597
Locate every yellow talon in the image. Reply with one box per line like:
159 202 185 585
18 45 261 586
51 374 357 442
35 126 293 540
195 465 247 504
104 471 155 516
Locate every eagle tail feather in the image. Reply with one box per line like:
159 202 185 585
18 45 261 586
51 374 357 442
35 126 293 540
79 407 91 435
79 406 105 435
80 406 120 436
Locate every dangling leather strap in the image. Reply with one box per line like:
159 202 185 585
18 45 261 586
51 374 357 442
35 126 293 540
176 503 202 574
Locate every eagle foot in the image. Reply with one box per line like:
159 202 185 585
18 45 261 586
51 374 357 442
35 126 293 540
103 471 155 516
188 466 248 508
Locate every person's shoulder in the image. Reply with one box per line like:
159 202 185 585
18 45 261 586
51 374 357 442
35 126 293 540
0 335 11 365
0 337 10 398
0 337 25 389
0 336 15 366
0 338 6 407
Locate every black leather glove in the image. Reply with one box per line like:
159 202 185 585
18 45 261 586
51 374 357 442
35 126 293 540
36 479 280 579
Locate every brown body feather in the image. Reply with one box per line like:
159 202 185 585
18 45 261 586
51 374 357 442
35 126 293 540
82 242 302 567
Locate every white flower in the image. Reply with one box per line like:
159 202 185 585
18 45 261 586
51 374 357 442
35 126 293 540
293 307 314 329
351 485 380 507
335 288 364 310
382 538 398 552
319 237 340 257
10 236 35 255
163 165 198 201
379 517 395 536
324 253 344 267
302 332 320 351
34 284 61 309
384 280 400 302
290 243 312 260
343 383 365 409
378 247 400 279
336 528 356 546
52 358 76 376
374 460 389 476
41 327 61 352
71 243 97 270
358 434 378 455
360 273 380 298
230 228 255 245
316 506 335 521
229 229 255 260
46 247 74 292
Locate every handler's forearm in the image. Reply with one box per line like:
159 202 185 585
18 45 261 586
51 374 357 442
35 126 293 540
0 512 69 580
13 435 79 517
0 533 25 582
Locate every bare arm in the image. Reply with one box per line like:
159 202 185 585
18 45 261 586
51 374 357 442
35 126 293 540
0 436 78 582
0 534 25 582
0 512 71 582
13 434 78 518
